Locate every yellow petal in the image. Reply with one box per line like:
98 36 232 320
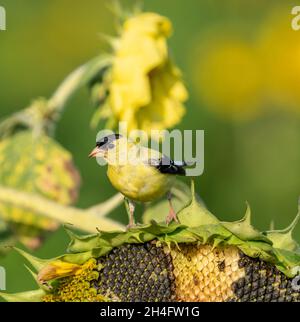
38 261 82 283
124 13 172 38
104 12 187 135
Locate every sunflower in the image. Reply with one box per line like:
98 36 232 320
92 12 188 135
258 9 300 114
192 36 263 121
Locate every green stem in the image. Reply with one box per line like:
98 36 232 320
48 54 112 116
0 55 112 137
88 193 124 216
0 186 125 232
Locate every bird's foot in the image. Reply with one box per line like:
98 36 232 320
124 198 136 230
126 223 137 230
166 191 179 225
166 208 179 225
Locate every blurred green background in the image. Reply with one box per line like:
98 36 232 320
0 0 300 294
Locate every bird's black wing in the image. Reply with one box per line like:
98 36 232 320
149 155 187 176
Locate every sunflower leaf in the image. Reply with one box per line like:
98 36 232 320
177 180 219 226
0 289 45 302
221 202 272 243
264 207 300 251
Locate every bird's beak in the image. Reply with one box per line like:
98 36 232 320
88 147 101 158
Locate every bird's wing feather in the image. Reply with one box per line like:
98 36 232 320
148 155 187 176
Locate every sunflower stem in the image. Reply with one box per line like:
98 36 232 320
0 55 112 138
0 186 125 233
47 54 112 124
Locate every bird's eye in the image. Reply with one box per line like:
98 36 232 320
108 143 115 149
96 137 108 147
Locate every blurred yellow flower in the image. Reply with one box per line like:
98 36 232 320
94 12 188 133
117 60 187 133
258 10 300 114
192 5 300 122
193 37 263 121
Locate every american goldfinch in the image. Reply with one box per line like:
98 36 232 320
89 134 188 227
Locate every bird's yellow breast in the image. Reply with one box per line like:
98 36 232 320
107 163 175 202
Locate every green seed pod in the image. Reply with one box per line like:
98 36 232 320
0 131 81 248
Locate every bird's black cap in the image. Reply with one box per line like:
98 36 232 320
96 133 122 148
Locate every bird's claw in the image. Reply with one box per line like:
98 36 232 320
166 209 179 225
126 223 136 230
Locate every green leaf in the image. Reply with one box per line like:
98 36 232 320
0 289 45 302
66 227 102 254
142 180 201 224
188 224 231 244
177 180 219 226
273 248 300 277
160 229 198 245
23 264 54 291
221 203 272 243
140 221 184 235
14 248 48 272
58 251 97 265
264 211 300 251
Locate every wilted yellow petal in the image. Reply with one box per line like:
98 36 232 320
95 11 187 135
38 261 82 283
124 12 172 37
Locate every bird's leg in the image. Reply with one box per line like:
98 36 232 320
166 192 179 224
124 198 136 229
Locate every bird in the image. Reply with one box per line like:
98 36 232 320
89 133 188 228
